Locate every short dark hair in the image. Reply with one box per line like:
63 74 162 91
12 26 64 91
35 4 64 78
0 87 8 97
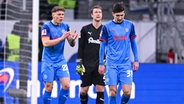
112 2 125 13
90 5 102 14
51 6 65 13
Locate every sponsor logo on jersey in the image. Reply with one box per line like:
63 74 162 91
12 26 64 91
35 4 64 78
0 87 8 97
114 35 128 40
88 37 100 44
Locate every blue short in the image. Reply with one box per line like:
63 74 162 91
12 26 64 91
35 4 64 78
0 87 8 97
104 64 133 85
41 61 70 82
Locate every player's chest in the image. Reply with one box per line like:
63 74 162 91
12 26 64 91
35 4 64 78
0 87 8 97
50 27 66 38
109 26 130 40
86 28 101 39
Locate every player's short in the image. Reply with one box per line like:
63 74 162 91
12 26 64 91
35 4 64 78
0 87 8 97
80 65 105 87
104 64 133 85
41 61 70 82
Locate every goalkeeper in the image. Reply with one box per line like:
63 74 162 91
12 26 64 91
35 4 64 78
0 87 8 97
76 5 105 104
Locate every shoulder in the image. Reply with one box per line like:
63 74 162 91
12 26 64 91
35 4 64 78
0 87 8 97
103 21 113 29
106 20 113 25
104 20 114 27
60 22 69 27
123 19 134 25
82 24 92 29
60 22 70 30
43 21 51 26
42 21 51 29
81 24 92 32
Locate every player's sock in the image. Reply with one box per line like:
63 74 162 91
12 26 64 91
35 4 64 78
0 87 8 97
121 94 130 104
80 93 88 104
43 90 51 104
96 92 104 104
58 88 69 104
109 96 116 104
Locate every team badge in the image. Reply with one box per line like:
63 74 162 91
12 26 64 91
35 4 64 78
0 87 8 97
42 29 47 35
125 28 129 32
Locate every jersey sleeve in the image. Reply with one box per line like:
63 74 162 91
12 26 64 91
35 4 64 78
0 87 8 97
99 42 106 65
130 23 136 40
41 24 50 37
77 27 85 59
131 39 139 62
130 23 139 62
99 25 108 42
99 25 107 65
66 24 70 31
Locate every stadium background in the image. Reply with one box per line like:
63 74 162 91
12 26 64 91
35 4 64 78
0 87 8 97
0 0 184 104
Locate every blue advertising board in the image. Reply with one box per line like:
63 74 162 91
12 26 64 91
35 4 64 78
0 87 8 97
0 62 184 104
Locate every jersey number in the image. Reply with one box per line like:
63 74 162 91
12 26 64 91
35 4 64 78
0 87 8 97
62 64 68 71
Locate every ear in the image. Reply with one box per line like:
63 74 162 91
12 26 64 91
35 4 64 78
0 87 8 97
52 13 55 18
91 13 93 18
123 11 126 16
112 12 115 17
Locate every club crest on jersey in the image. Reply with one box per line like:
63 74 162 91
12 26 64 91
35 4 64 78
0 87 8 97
42 29 47 35
125 28 129 32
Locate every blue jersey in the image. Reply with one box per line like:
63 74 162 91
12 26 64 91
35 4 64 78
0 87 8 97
100 19 137 66
41 21 70 63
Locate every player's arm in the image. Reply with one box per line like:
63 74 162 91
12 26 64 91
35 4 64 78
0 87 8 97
41 25 70 47
130 23 139 71
131 38 138 62
99 26 108 65
99 42 106 65
130 38 139 71
98 41 106 75
98 26 107 74
42 34 69 47
77 27 85 60
67 30 78 47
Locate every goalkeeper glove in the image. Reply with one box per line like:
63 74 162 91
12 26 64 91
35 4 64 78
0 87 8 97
76 59 85 76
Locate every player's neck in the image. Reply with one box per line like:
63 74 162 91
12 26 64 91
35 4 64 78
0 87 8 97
92 21 101 29
51 20 60 26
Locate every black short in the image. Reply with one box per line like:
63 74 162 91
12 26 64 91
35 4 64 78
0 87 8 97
80 65 105 87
